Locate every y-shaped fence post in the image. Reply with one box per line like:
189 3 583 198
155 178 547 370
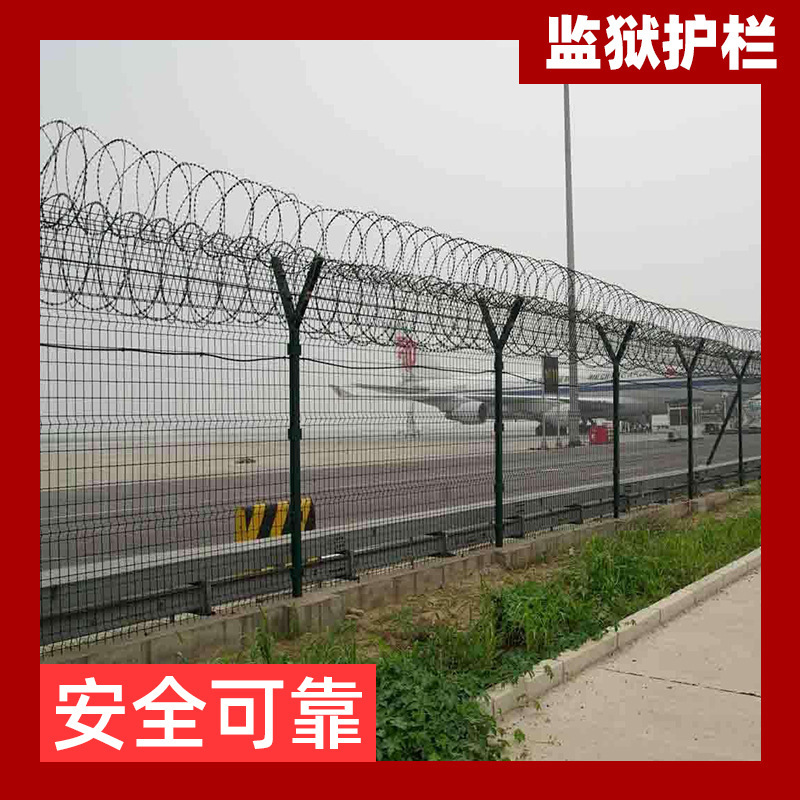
674 339 705 499
478 296 524 548
271 253 324 597
724 353 753 487
597 322 636 518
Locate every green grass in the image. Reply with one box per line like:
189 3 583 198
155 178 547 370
220 491 761 761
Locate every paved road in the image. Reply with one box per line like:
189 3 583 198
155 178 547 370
504 569 761 761
40 432 760 570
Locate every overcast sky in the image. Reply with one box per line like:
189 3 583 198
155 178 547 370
40 41 761 330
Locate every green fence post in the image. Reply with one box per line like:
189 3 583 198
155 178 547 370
597 322 636 518
478 296 524 548
271 253 324 597
725 353 753 487
674 339 705 499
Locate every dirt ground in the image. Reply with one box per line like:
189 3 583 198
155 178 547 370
269 486 760 663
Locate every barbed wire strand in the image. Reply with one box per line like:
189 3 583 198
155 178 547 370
40 121 760 377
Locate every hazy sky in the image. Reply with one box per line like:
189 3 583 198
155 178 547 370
40 41 761 330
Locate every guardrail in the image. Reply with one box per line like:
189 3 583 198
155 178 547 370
41 456 760 647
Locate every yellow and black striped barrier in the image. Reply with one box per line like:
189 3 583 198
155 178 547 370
235 498 316 542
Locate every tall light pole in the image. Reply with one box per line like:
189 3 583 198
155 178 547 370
563 84 581 446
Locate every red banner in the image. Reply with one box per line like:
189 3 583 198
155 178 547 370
41 665 376 762
520 6 780 82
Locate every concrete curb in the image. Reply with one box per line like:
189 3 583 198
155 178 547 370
480 546 761 719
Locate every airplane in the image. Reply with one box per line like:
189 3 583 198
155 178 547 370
330 365 761 433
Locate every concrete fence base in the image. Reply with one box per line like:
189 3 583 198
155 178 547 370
41 485 756 665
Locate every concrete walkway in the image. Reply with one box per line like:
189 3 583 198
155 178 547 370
504 569 761 761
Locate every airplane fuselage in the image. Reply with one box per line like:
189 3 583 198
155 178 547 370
441 374 760 426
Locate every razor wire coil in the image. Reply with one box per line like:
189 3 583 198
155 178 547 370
40 120 760 377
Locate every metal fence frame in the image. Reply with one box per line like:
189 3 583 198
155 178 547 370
40 122 761 649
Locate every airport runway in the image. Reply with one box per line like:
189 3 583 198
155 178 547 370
40 431 760 571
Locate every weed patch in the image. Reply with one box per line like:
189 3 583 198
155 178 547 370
217 490 760 760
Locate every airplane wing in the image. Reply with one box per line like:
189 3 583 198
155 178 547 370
331 382 565 423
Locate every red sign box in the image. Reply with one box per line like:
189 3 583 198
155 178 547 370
41 665 376 762
519 6 780 82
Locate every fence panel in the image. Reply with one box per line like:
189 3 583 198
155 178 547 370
40 122 761 652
